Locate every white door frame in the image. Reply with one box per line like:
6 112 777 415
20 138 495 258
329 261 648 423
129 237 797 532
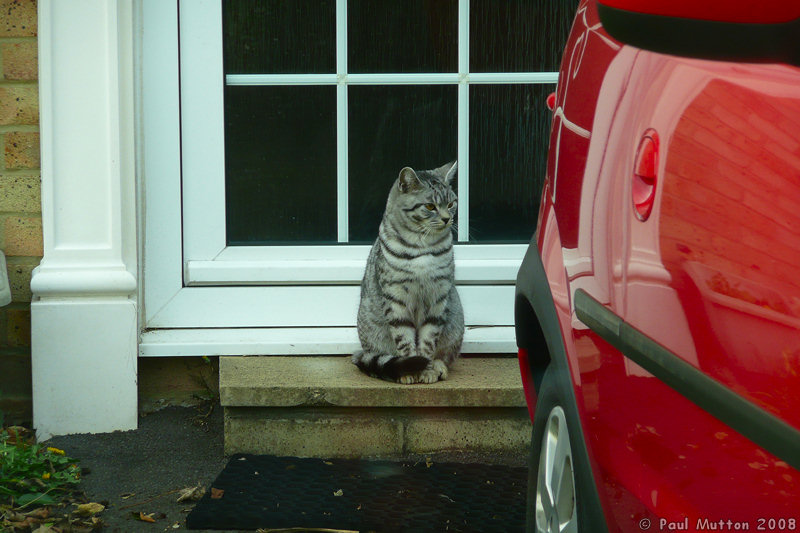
28 0 552 437
140 0 557 356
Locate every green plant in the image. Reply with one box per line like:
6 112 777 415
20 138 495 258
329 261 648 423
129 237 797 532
0 429 81 509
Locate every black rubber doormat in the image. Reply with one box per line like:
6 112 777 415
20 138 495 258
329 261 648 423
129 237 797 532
186 454 527 532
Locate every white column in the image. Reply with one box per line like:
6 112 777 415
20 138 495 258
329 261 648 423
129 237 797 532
31 0 138 439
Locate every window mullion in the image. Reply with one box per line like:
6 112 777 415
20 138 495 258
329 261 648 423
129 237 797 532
457 0 469 243
469 72 559 84
226 74 338 86
336 0 349 242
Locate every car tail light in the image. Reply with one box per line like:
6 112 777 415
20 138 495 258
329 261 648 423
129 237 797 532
546 92 557 111
632 129 659 221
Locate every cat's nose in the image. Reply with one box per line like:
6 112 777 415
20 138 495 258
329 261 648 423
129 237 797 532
441 216 451 224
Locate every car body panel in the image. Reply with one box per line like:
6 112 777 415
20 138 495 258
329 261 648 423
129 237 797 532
517 0 800 530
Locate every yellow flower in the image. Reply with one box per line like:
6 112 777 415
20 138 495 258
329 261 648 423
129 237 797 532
47 447 66 455
42 472 51 480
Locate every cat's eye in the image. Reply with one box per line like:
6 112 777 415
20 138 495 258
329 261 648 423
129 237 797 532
425 203 436 211
447 201 455 208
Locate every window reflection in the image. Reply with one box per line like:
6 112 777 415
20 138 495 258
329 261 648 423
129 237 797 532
223 0 336 74
469 84 552 242
348 0 458 73
348 85 457 243
470 0 573 72
225 86 338 244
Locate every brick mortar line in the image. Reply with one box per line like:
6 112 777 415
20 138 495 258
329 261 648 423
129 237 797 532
0 124 38 131
0 168 42 176
0 80 37 87
0 37 37 43
4 255 41 263
0 207 42 216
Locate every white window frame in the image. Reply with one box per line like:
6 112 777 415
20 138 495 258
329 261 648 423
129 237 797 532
139 0 557 356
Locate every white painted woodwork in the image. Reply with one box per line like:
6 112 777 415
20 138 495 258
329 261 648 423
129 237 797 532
32 0 138 439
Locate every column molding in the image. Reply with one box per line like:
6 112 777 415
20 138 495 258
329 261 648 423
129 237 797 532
32 0 138 439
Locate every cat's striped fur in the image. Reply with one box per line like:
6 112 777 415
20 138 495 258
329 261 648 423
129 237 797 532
352 161 464 384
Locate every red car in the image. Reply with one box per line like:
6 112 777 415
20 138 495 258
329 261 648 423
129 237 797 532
514 1 800 531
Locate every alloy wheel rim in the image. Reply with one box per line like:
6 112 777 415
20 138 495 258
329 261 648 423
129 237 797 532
535 406 578 533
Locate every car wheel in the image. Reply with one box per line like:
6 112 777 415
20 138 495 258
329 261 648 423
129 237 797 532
527 365 593 533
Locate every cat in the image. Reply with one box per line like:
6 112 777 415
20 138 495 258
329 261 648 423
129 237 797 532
352 161 465 384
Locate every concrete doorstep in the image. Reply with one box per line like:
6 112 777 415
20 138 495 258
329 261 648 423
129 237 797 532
220 356 532 459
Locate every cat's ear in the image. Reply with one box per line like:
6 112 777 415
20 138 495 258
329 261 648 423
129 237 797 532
436 160 457 184
398 167 422 193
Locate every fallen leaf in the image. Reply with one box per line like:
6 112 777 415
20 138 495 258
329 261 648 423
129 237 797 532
176 485 205 503
210 488 224 499
4 511 25 521
333 489 343 497
75 502 105 516
31 525 56 533
425 457 433 468
24 508 50 519
5 426 33 445
120 492 135 500
137 512 156 523
8 517 37 530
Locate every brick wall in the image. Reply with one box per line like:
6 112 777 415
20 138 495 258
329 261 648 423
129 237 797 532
0 0 39 425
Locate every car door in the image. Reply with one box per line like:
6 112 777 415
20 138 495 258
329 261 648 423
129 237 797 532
572 27 800 531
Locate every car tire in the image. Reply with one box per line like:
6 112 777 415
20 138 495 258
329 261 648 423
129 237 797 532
527 364 600 533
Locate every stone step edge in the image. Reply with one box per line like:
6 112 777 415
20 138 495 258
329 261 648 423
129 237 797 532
220 355 525 408
224 405 531 458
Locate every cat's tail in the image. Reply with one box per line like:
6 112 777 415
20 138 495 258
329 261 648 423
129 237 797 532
351 350 430 382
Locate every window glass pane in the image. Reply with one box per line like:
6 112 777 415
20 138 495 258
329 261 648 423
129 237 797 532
470 0 573 72
223 0 335 74
348 0 458 73
348 85 457 243
468 84 552 242
225 86 337 244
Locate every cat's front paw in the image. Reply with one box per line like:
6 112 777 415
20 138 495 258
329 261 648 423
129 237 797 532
397 360 448 384
398 374 419 385
432 359 448 381
397 370 436 384
417 361 449 384
418 368 440 384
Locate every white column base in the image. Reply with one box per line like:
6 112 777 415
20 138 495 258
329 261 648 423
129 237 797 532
32 299 138 440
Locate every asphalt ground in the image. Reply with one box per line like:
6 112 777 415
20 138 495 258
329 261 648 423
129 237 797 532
45 404 233 533
42 403 529 532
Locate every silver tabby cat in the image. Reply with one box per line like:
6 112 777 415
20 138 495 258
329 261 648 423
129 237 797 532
352 161 464 384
